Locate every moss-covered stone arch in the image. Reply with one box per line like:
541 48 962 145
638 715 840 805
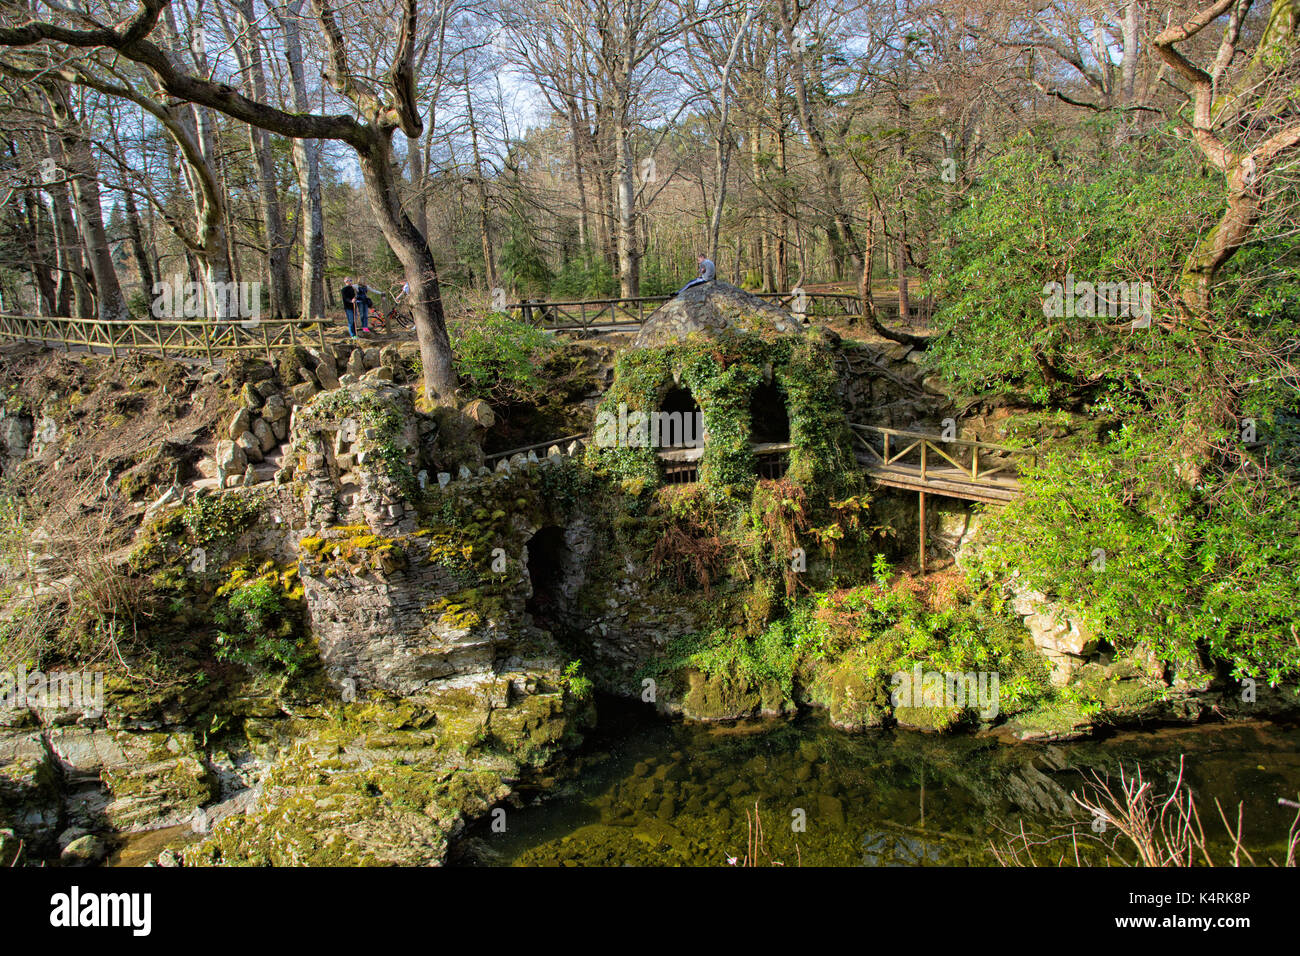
589 330 854 493
774 338 855 489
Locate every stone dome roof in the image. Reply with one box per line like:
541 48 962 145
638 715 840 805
633 281 805 348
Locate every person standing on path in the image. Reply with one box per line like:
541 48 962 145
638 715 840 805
357 280 371 333
341 278 357 338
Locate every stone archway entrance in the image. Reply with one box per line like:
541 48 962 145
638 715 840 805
525 526 570 628
658 386 704 483
659 386 702 448
749 382 790 444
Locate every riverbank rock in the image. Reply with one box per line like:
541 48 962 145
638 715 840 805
678 669 792 721
60 833 108 865
182 676 590 867
1002 584 1098 685
0 410 33 470
0 726 61 850
827 656 886 731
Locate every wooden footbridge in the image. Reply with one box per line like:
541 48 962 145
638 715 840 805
0 313 330 364
850 424 1036 572
849 425 1033 504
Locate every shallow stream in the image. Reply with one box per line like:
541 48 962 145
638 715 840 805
453 701 1300 867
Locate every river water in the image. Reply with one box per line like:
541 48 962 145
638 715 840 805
453 700 1300 867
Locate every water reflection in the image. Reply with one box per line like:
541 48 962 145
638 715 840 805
454 700 1300 867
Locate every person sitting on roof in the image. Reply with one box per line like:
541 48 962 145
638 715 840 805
675 254 716 297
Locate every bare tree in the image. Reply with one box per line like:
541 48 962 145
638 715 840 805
43 81 132 322
270 0 326 320
0 0 461 402
223 0 295 318
685 1 759 264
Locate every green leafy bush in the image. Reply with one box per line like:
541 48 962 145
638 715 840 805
971 429 1300 685
178 491 264 550
560 660 594 700
213 565 309 675
924 132 1220 403
660 574 1051 715
448 313 559 403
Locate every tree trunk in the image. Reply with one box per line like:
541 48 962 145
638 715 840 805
356 132 456 403
246 126 292 317
567 103 591 251
276 2 326 319
614 106 639 297
122 188 155 305
8 138 57 314
232 0 292 319
776 121 789 289
856 214 875 327
776 0 862 275
896 213 910 320
46 85 130 323
44 131 88 317
595 119 616 270
465 71 497 290
752 125 775 293
1155 0 1300 316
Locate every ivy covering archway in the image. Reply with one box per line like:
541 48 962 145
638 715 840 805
588 330 854 492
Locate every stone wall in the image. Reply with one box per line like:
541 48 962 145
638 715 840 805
834 340 952 429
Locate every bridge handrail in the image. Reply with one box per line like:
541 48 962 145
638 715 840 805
506 290 884 329
0 314 328 328
849 424 1038 458
0 313 331 362
849 423 1039 485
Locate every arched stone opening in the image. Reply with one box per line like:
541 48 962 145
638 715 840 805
658 385 704 483
658 386 703 449
749 382 790 444
525 526 570 628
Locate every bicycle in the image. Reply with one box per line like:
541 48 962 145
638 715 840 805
368 290 414 333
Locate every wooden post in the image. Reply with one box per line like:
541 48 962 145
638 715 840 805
262 322 272 361
920 440 928 479
316 320 327 356
972 445 979 480
884 432 891 464
919 491 927 575
154 320 165 360
202 322 214 366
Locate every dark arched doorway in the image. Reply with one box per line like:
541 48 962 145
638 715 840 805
525 526 569 627
749 382 790 444
658 385 703 483
658 386 702 448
